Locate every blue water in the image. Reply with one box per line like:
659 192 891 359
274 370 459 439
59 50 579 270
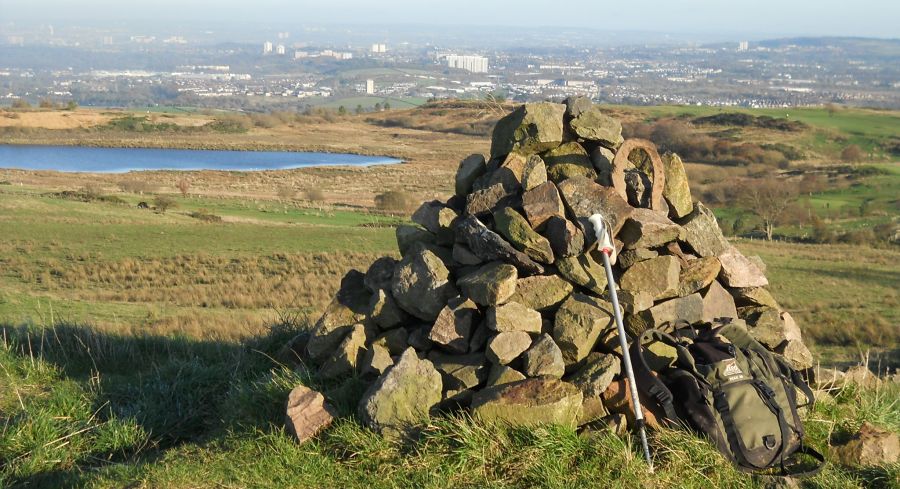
0 144 402 173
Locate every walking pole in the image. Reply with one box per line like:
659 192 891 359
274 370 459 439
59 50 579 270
589 214 654 473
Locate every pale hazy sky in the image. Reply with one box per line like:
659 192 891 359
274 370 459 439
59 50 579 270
1 0 898 39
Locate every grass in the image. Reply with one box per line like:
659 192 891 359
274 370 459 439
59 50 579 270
734 240 900 366
0 186 398 338
628 105 900 157
1 321 897 488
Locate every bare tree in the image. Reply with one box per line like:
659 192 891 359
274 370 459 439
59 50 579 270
176 179 191 197
738 177 799 240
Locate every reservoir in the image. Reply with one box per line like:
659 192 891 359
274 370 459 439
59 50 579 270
0 144 402 173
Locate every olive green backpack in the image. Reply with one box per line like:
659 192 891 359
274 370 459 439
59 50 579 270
630 319 825 476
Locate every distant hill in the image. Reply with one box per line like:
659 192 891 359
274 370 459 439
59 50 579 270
756 36 900 56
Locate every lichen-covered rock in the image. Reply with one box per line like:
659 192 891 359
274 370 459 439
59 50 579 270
285 385 336 444
487 301 543 334
456 153 487 196
306 270 371 361
619 208 682 250
508 274 574 312
369 288 406 330
627 293 704 336
412 200 458 244
396 224 436 256
485 331 532 365
486 364 527 387
617 247 659 269
457 261 518 306
358 348 443 437
451 244 483 266
552 293 614 366
557 176 634 240
491 103 566 158
428 296 479 354
473 152 527 194
563 95 592 120
544 142 597 182
569 107 624 149
567 352 621 424
522 333 566 378
522 181 565 231
740 306 790 350
428 351 489 390
319 323 368 379
661 152 693 219
544 216 585 258
493 207 555 264
678 203 729 258
391 243 459 321
455 215 544 275
677 256 722 297
556 253 609 296
362 342 394 376
364 257 397 293
833 422 899 467
620 255 681 301
522 154 548 191
730 286 780 309
618 289 654 314
465 182 514 216
471 378 583 428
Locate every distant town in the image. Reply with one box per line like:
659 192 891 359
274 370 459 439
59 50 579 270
1 23 898 110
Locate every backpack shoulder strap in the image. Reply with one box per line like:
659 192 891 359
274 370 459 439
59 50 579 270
630 329 683 421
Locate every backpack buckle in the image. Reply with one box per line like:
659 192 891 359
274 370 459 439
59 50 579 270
763 435 777 450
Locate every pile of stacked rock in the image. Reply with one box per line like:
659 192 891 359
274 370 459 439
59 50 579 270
282 99 813 439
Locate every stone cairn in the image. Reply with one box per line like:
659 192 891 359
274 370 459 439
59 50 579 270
282 98 814 440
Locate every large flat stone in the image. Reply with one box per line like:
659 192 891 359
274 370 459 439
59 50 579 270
457 261 518 306
358 348 443 437
618 208 682 250
508 274 574 312
552 293 614 366
557 176 634 242
678 203 729 258
491 103 566 158
626 293 704 337
487 301 543 334
522 181 565 231
556 253 609 296
619 255 681 301
471 378 583 428
391 243 459 321
678 256 722 297
493 207 554 264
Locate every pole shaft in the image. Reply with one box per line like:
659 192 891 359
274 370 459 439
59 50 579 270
600 251 654 471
